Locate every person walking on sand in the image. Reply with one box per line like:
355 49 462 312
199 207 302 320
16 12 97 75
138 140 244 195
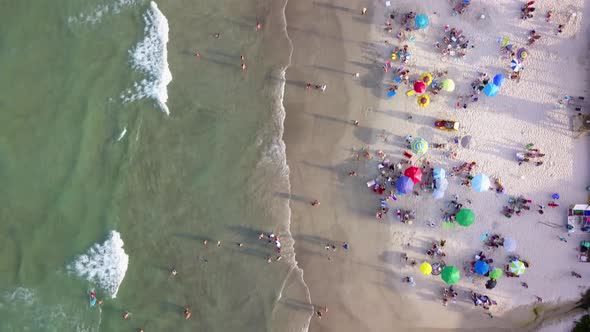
311 200 320 206
361 7 367 15
315 306 328 319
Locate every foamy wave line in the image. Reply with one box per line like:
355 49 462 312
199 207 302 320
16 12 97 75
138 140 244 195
272 0 313 329
67 231 129 298
68 0 142 25
121 1 172 115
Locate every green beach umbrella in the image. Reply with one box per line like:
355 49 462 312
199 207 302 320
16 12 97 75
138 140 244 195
456 209 475 227
441 79 455 92
489 268 503 280
410 137 428 156
509 260 526 275
441 266 460 284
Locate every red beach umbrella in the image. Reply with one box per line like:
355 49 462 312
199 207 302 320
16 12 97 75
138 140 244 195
404 166 423 184
413 81 426 94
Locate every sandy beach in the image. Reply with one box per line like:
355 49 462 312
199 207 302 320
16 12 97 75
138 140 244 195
284 0 590 330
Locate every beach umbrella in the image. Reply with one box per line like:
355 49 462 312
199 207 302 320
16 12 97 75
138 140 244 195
509 260 526 275
517 47 528 60
420 262 433 275
456 209 475 227
441 79 455 92
387 91 397 98
404 166 423 184
410 137 428 155
485 279 497 289
420 73 433 86
461 135 474 149
552 193 560 200
503 237 517 252
433 168 446 180
414 81 426 94
483 83 499 97
415 14 429 29
434 178 448 192
417 95 430 108
493 74 505 87
395 176 414 195
472 174 491 192
474 260 490 275
441 266 460 284
432 189 445 200
489 268 503 280
511 59 522 72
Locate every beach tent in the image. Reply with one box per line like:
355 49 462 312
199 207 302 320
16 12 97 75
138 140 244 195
493 74 505 87
441 266 460 284
420 262 432 275
474 261 490 275
432 189 445 200
421 73 433 86
415 14 429 29
509 260 526 275
410 137 428 155
433 168 446 180
417 95 430 108
472 174 491 192
484 83 499 97
395 176 414 195
441 79 455 92
456 209 475 227
461 135 474 148
434 178 448 192
404 166 423 184
503 237 517 252
489 268 503 280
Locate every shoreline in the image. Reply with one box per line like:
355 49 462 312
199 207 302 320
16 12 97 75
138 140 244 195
283 0 590 331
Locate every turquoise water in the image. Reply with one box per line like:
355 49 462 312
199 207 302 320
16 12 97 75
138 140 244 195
0 0 310 330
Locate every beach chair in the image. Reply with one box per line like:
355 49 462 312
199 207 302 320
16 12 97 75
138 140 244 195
403 151 413 159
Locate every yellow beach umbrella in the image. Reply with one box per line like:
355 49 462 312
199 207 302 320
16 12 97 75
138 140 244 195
420 262 433 275
417 94 430 108
421 73 433 86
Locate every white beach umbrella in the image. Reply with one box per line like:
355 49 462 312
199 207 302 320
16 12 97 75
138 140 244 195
503 237 517 252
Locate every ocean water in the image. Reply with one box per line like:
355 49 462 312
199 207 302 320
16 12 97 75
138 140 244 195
0 0 311 331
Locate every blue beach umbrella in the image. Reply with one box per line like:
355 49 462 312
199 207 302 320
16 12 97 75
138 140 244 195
433 168 446 180
472 174 491 192
387 91 397 98
410 137 428 156
395 176 414 195
474 260 490 275
552 193 560 200
483 83 499 97
415 14 430 29
493 74 505 87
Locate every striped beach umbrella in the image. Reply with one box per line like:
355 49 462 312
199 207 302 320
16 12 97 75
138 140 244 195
517 47 528 60
509 260 526 275
510 59 522 72
417 95 430 108
472 174 491 192
410 137 428 155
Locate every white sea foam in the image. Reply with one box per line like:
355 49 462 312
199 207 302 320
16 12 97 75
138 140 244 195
3 287 36 306
121 1 172 115
117 127 127 141
68 0 141 25
68 231 129 298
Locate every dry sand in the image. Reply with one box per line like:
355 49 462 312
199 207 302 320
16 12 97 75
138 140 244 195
284 0 590 331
